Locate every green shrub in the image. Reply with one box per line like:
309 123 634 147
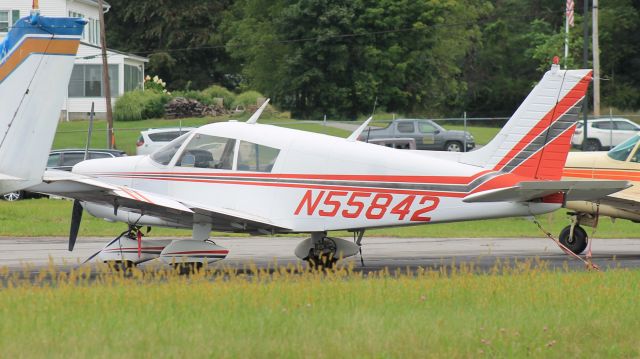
202 85 236 109
114 90 170 121
232 90 264 109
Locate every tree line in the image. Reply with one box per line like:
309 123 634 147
105 0 640 120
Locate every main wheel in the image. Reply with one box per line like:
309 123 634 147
104 260 134 272
173 262 203 275
3 191 23 201
445 141 463 152
559 225 588 254
583 139 601 152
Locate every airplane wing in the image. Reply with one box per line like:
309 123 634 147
462 180 630 203
30 170 291 233
595 191 640 213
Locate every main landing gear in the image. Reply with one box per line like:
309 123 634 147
294 232 360 269
88 221 229 274
558 212 598 255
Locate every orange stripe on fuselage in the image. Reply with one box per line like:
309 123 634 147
564 168 640 181
0 38 80 83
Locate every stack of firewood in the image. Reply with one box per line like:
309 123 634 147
164 97 229 118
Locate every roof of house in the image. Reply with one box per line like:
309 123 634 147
78 0 111 10
79 41 149 62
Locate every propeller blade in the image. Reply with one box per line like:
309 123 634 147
137 229 142 259
69 200 83 251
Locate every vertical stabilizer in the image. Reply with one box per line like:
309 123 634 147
0 15 85 194
460 65 592 180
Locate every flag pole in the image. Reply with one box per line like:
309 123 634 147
564 13 569 69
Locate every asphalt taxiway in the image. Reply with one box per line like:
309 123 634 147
2 236 640 273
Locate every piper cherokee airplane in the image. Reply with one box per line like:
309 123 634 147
560 134 640 254
28 62 628 270
0 10 85 196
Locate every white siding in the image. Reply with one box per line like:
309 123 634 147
0 0 67 18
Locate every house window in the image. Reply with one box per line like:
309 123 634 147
68 12 100 45
0 10 21 33
68 64 119 98
124 64 143 92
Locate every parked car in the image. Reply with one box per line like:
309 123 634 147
136 127 196 155
359 119 475 152
572 118 640 151
2 149 126 201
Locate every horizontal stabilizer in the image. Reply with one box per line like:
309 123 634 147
463 180 630 203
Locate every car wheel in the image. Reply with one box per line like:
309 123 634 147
2 191 23 201
583 139 601 151
445 141 463 152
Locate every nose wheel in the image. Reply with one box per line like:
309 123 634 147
559 225 588 254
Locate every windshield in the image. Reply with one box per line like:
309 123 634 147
607 134 640 161
150 132 191 165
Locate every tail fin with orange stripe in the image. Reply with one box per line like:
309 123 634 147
460 64 592 180
0 14 85 195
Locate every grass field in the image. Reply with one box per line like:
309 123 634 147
1 198 638 239
0 265 638 357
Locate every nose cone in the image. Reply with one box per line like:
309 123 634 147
72 155 144 176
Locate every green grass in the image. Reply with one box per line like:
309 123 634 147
0 266 638 357
1 198 638 238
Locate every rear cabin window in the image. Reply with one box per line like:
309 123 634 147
177 134 235 170
150 133 190 165
397 122 415 133
237 141 280 172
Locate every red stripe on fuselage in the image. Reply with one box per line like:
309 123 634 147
92 170 494 185
96 171 528 199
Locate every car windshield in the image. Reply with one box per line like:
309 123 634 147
607 135 640 161
150 132 191 165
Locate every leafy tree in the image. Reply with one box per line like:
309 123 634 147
225 0 489 119
105 0 234 90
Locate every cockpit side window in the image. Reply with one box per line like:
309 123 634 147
237 141 280 172
150 132 190 165
608 135 640 162
177 134 235 170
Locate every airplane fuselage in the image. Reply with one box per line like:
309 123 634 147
73 122 560 233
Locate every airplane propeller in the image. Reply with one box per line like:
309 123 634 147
68 199 83 251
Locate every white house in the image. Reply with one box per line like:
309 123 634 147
0 0 148 119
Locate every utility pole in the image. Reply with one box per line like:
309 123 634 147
97 0 114 148
592 0 600 117
581 0 590 150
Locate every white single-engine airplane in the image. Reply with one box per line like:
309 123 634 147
29 63 628 270
0 10 85 196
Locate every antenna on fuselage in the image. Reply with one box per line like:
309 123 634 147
246 98 270 124
347 116 373 142
346 96 377 142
